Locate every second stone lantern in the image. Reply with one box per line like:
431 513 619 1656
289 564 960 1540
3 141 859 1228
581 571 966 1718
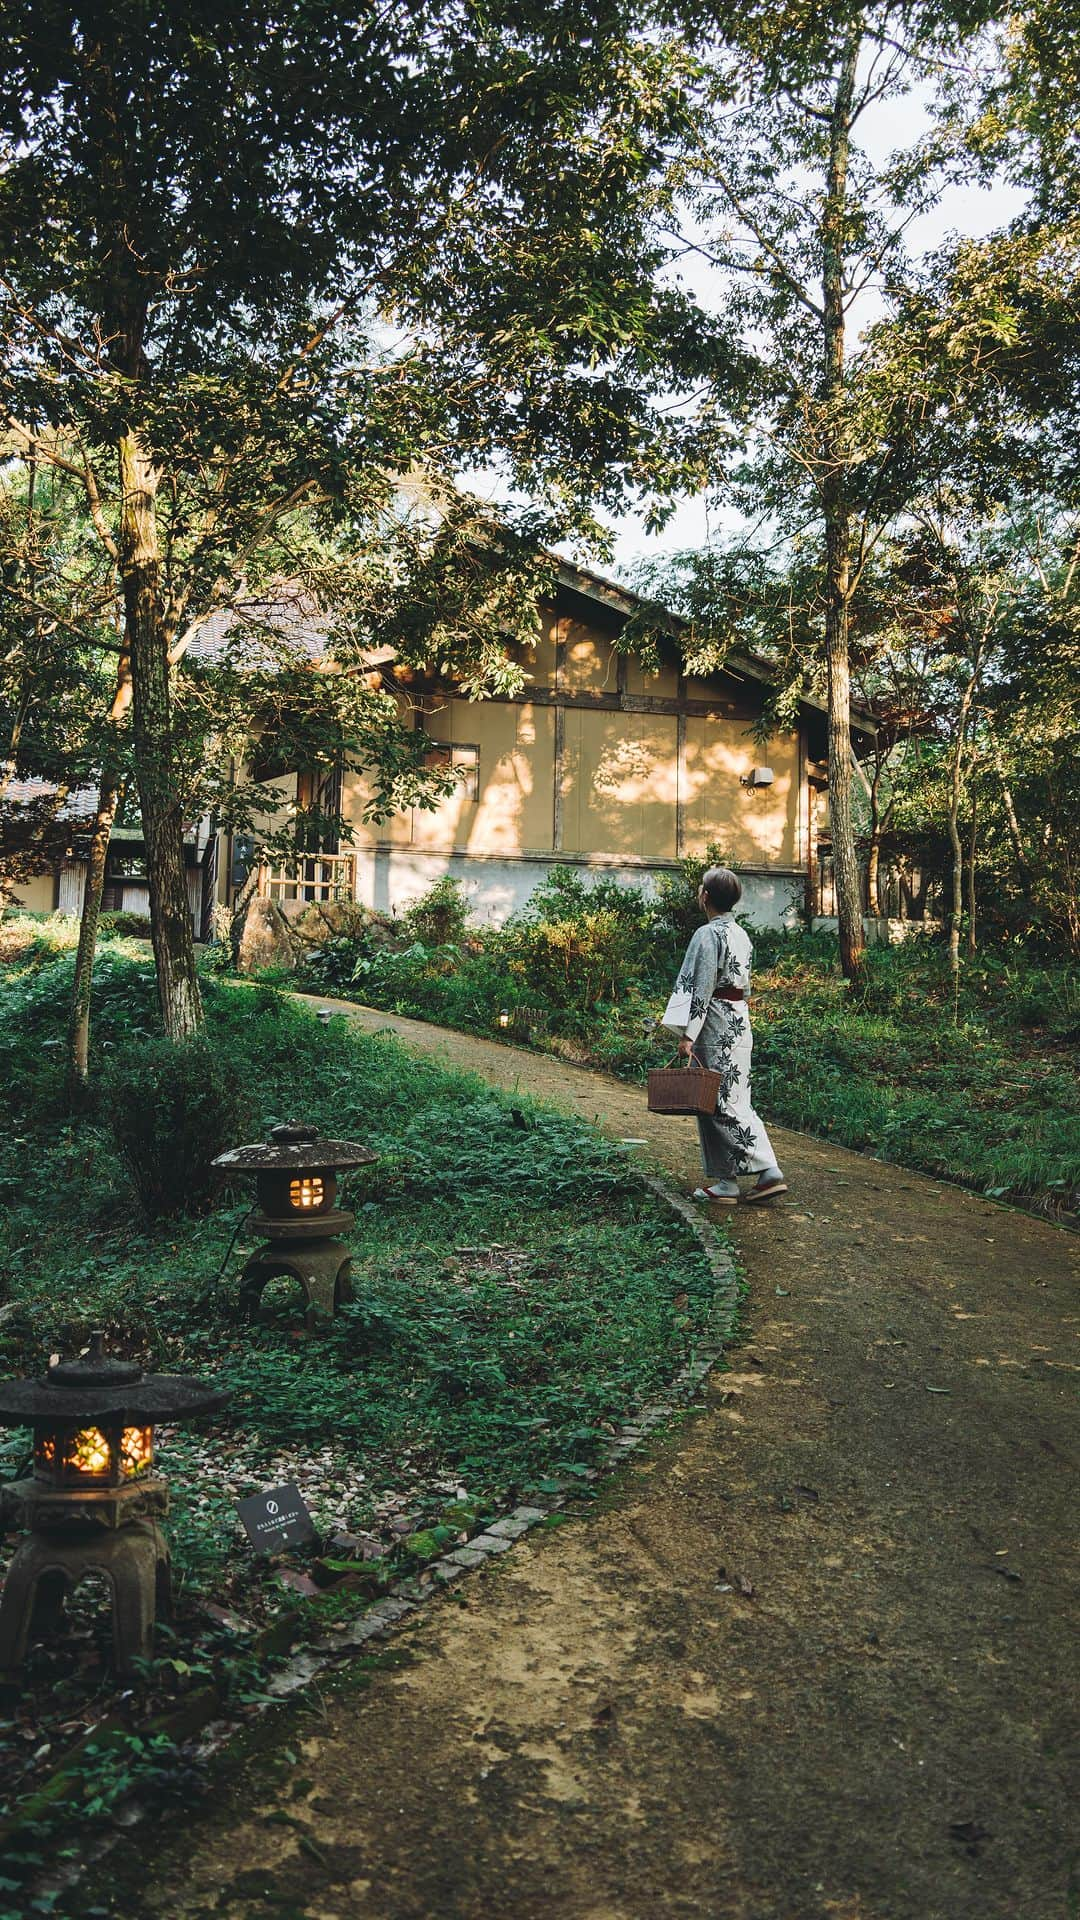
213 1122 377 1329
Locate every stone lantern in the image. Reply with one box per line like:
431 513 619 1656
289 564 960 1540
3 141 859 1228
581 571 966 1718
213 1122 376 1328
0 1333 229 1678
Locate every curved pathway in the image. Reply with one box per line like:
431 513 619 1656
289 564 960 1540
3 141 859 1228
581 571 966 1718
117 1000 1078 1920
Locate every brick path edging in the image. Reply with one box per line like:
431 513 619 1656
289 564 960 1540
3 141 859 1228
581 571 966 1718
261 1168 741 1697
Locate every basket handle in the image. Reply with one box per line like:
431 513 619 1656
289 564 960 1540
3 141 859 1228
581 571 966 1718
665 1049 708 1069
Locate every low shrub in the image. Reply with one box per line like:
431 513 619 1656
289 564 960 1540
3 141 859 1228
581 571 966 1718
502 909 645 1020
402 875 471 948
103 1033 253 1219
290 865 1079 1211
652 842 734 951
99 909 153 939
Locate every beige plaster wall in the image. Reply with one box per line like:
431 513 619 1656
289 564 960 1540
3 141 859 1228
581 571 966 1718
412 700 556 855
558 614 619 694
625 653 680 699
8 873 56 913
332 608 804 874
340 763 412 848
683 719 799 866
529 609 561 691
560 708 678 860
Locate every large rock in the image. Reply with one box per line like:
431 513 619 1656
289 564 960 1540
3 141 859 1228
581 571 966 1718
236 895 400 973
291 900 399 952
237 897 300 974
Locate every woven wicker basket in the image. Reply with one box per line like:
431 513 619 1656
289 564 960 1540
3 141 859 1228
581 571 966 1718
647 1054 723 1115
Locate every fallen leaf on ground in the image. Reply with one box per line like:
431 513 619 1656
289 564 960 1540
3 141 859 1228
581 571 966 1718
948 1820 991 1855
275 1569 322 1598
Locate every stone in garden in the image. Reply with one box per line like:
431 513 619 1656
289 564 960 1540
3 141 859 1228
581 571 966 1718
237 897 298 974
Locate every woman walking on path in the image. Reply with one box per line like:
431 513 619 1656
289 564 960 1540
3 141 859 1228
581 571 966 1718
661 866 788 1204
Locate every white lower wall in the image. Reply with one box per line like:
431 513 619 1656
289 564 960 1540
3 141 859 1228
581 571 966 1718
355 848 805 931
811 915 944 944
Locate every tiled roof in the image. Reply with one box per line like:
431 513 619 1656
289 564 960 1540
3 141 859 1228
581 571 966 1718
4 779 202 848
3 779 100 822
185 596 329 667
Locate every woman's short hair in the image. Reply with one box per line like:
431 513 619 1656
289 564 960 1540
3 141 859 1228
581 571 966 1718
700 866 742 913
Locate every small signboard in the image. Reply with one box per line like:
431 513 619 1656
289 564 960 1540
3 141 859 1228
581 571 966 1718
236 1483 318 1555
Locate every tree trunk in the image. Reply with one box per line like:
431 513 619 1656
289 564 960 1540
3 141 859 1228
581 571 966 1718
64 644 133 1098
986 720 1032 891
965 793 978 954
947 728 969 976
864 761 886 917
228 859 262 969
65 768 121 1097
821 28 864 984
119 430 203 1040
946 801 963 974
866 831 881 918
946 653 984 977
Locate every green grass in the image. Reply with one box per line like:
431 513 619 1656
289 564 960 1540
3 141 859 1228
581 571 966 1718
0 945 717 1552
295 900 1079 1214
0 929 724 1884
746 942 1080 1212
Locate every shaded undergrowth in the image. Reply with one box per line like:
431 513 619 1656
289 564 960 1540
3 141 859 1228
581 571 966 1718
281 873 1079 1216
0 933 719 1895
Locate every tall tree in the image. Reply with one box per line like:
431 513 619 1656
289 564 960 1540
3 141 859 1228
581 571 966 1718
860 174 1080 950
645 0 993 978
0 0 714 1038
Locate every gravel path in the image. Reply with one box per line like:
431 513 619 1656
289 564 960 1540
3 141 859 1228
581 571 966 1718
104 999 1079 1920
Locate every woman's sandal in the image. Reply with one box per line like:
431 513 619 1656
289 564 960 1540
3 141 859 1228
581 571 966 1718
692 1182 740 1203
743 1172 788 1202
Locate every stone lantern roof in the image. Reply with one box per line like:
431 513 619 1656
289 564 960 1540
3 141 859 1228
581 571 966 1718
0 1333 230 1426
212 1121 377 1174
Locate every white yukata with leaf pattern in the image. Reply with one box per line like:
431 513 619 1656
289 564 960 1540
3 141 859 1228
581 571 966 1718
661 913 779 1180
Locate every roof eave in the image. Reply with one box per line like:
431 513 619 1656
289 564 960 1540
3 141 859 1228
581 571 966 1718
552 558 878 739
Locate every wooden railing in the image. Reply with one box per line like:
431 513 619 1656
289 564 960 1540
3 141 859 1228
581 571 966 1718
258 852 356 906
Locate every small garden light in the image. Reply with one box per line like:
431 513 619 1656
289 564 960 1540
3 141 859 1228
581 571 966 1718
496 1007 541 1041
0 1333 228 1679
213 1122 377 1329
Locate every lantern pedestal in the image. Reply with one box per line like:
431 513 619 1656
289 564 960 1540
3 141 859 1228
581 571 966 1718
240 1231 354 1329
0 1478 172 1678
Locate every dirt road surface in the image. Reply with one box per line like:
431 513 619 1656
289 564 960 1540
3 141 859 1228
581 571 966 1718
97 1003 1078 1920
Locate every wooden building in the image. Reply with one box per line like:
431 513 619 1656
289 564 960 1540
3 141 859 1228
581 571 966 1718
250 560 873 931
4 779 212 930
6 560 875 936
